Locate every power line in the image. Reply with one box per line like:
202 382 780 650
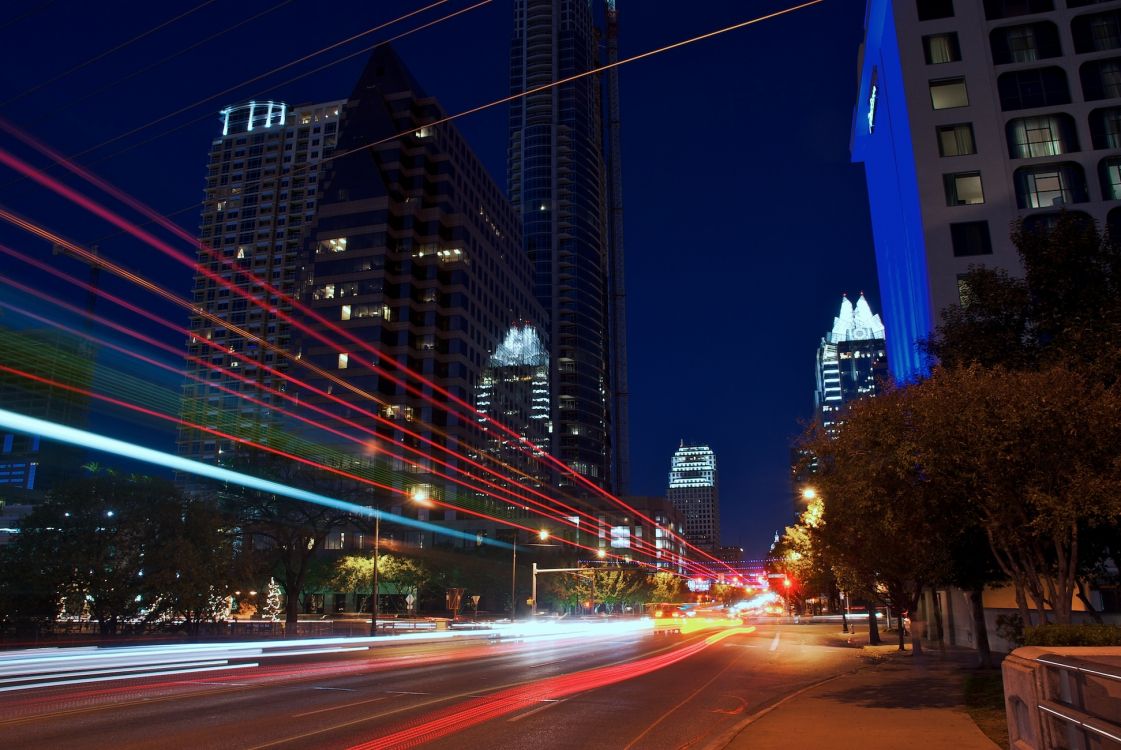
66 0 459 161
29 0 300 127
1 0 222 109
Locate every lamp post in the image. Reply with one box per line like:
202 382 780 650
513 529 549 623
510 535 518 623
370 509 380 637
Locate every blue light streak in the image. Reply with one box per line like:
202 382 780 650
0 408 511 550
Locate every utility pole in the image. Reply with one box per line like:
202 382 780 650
370 510 380 636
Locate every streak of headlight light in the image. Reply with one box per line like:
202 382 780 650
346 626 756 750
0 268 696 573
0 0 823 576
0 362 633 562
0 662 259 693
0 132 727 576
0 408 511 550
0 660 232 684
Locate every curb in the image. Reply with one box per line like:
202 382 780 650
699 666 866 750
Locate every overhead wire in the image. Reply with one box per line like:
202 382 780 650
28 0 301 127
57 0 459 161
0 0 223 109
0 1 829 575
0 1 57 32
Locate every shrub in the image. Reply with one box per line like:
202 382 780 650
1022 624 1121 647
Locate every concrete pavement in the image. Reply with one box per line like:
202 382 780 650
716 645 1000 750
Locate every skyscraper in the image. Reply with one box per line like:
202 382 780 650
852 0 1121 381
815 293 888 434
507 0 628 493
300 46 544 529
476 322 552 489
177 97 344 464
667 442 719 553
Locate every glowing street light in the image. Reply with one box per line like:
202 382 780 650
801 487 817 501
596 548 607 559
537 529 550 541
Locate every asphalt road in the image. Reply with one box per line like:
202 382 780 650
0 621 867 750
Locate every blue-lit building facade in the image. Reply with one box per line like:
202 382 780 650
852 0 1121 382
507 0 629 493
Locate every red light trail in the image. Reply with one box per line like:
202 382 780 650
0 190 723 576
0 0 832 573
346 626 756 750
0 242 709 574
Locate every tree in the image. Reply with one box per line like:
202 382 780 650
593 569 648 613
221 456 350 626
145 498 237 635
329 553 431 611
925 213 1121 377
914 365 1121 626
648 571 684 603
262 578 282 621
800 386 958 651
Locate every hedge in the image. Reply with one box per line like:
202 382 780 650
1022 624 1121 647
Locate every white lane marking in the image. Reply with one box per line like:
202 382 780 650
291 695 389 718
769 632 781 652
508 698 566 723
385 690 430 695
313 686 357 692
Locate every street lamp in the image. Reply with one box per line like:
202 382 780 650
370 508 381 637
513 529 549 623
801 487 817 502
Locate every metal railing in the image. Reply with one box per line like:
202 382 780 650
1035 654 1121 749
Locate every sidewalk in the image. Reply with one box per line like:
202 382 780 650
716 646 1000 750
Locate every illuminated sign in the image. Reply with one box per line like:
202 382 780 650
686 578 711 592
866 69 878 134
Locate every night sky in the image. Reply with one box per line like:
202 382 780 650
0 0 879 559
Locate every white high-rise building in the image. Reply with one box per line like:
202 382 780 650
852 0 1121 381
815 294 888 434
667 442 719 553
178 99 344 464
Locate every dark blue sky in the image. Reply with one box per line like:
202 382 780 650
0 0 879 558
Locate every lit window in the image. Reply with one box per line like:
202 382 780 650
1014 163 1088 208
317 237 347 254
930 78 969 109
1101 157 1121 201
338 353 349 369
923 33 961 64
945 172 985 205
341 304 351 321
937 123 976 156
1006 115 1078 158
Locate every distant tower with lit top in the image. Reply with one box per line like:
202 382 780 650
814 293 887 434
667 442 719 553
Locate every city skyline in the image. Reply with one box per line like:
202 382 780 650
0 0 880 558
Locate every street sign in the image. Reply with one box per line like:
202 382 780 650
470 595 481 606
405 594 415 607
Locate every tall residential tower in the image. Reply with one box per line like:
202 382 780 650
507 0 629 493
852 0 1121 381
667 442 720 553
177 98 344 464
